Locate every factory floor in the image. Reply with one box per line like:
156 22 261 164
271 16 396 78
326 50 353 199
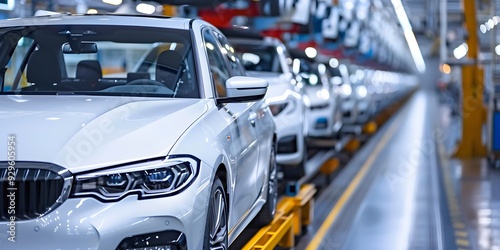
295 87 500 250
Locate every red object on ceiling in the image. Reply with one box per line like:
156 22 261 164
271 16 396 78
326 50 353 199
198 2 260 28
261 23 304 40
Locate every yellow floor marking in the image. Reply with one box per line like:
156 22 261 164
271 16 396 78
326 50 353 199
306 111 404 250
455 231 468 238
456 239 470 246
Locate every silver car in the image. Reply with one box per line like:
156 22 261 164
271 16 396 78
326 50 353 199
0 14 277 249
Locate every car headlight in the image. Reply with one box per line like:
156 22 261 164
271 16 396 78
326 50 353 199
71 156 199 201
356 85 368 98
341 84 352 97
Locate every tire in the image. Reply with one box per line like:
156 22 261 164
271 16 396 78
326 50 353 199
253 145 278 227
203 177 228 250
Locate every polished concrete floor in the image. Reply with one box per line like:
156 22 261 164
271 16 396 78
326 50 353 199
234 36 500 249
296 88 500 250
298 89 450 250
440 100 500 250
293 35 500 250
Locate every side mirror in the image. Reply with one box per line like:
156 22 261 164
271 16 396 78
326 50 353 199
217 76 268 104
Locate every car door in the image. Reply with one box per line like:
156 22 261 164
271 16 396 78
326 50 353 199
203 29 260 227
213 32 269 190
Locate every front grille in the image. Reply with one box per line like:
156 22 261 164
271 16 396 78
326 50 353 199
1 166 67 221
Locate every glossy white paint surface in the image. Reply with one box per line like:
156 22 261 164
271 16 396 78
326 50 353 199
247 71 306 166
0 16 275 249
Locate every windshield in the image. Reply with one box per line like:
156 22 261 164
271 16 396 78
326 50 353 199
295 59 327 87
0 25 198 98
231 43 282 73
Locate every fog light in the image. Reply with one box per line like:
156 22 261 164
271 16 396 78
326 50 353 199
116 231 186 250
125 246 176 250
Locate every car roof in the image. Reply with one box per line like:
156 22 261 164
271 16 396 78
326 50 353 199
0 14 193 30
219 27 264 40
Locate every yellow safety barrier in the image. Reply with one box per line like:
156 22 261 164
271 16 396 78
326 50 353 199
242 184 317 250
345 139 360 153
320 158 340 175
363 121 378 135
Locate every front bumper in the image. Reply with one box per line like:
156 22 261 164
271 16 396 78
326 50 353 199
273 111 305 166
307 105 334 138
356 99 373 123
117 230 186 250
0 163 213 250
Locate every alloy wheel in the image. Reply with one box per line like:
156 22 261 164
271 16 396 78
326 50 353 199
208 187 228 250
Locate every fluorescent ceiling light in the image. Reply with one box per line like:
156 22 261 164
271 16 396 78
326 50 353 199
480 24 487 33
136 3 156 14
453 43 468 59
293 58 301 74
318 63 326 74
329 58 339 68
488 19 494 29
305 47 317 59
103 0 122 6
495 44 500 55
391 0 426 73
344 1 354 10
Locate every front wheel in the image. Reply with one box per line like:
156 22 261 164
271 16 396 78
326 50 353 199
203 177 228 250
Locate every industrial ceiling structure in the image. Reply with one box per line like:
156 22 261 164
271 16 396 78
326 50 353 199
5 0 500 75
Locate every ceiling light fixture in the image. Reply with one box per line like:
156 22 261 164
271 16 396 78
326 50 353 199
453 43 468 59
102 0 122 6
136 3 156 14
305 47 317 59
390 0 426 73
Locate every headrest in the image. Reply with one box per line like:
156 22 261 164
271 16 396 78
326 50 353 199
156 50 183 89
76 60 102 82
26 50 62 86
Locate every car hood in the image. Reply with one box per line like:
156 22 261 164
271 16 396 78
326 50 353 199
246 71 293 100
0 95 207 173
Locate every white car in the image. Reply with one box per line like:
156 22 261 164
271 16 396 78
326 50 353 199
348 66 375 124
225 33 308 179
291 56 343 140
336 63 360 126
0 14 277 249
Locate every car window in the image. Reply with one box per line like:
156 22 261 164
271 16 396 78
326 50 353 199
2 37 34 91
213 32 246 76
231 43 283 73
203 29 231 98
0 25 198 98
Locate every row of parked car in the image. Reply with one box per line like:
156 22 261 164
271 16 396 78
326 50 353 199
222 28 418 180
0 14 417 249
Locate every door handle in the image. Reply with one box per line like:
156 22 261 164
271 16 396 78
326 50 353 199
249 112 257 126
